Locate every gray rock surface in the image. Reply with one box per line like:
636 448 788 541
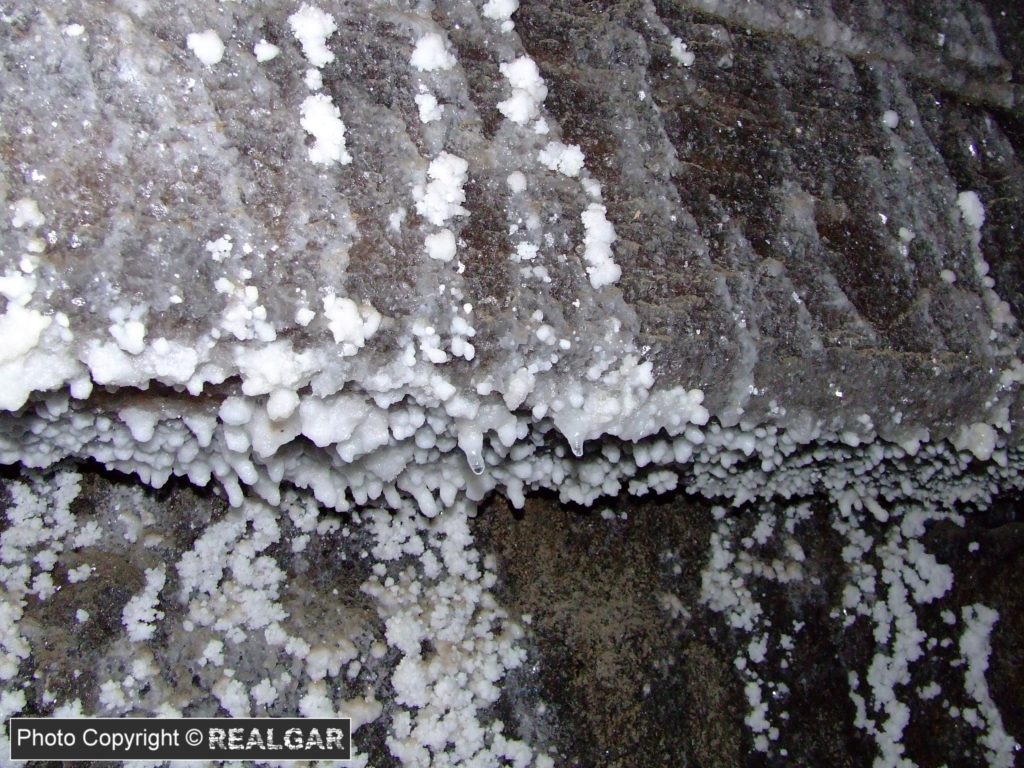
0 0 1021 437
0 1 1022 766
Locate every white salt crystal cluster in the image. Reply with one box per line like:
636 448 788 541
288 3 338 68
483 0 519 32
580 203 622 289
288 5 352 167
497 57 548 125
300 92 352 166
187 30 225 66
410 32 457 73
670 37 695 67
414 152 470 227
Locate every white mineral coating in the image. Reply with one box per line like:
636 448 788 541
0 2 1021 531
1 2 1023 767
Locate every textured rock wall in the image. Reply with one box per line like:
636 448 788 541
1 2 1023 765
1 0 1021 439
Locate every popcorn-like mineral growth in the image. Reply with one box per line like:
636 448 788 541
0 0 1021 765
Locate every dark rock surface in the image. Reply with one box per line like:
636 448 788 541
4 463 1022 767
476 489 1024 767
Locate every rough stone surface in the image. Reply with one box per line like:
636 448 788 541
0 0 1020 436
1 1 1023 767
3 465 1022 767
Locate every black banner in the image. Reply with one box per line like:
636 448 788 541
8 717 351 761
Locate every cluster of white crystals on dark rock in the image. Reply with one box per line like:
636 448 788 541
0 0 1022 765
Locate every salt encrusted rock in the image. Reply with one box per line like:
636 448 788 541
1 1 1023 766
0 0 1021 511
